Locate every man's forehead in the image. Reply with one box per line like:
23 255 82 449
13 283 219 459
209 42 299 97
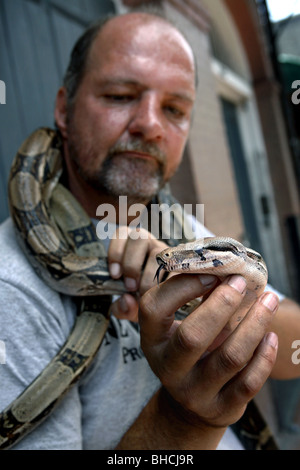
96 12 189 44
88 13 195 76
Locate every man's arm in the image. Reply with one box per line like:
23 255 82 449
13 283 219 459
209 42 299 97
116 388 226 450
115 273 278 450
108 229 281 449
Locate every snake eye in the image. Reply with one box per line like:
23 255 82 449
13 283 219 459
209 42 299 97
194 248 206 261
204 241 243 257
205 243 235 252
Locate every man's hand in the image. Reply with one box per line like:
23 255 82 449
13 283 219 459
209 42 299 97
110 229 280 449
139 273 279 429
108 227 168 321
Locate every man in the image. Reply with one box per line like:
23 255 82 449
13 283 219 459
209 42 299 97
0 11 300 450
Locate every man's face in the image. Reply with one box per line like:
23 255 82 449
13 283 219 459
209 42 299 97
62 15 196 203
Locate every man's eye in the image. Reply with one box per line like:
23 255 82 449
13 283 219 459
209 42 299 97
104 94 134 102
165 106 185 118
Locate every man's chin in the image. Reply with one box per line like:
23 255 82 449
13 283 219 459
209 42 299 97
69 151 164 201
95 162 163 200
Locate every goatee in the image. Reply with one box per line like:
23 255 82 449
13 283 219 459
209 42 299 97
68 136 167 203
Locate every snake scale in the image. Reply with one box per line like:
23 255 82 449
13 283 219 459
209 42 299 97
155 238 268 297
0 128 268 449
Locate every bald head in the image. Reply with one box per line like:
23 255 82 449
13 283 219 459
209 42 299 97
92 13 195 68
63 12 196 106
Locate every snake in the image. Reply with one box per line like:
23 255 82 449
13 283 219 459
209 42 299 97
0 128 268 449
154 237 268 298
154 237 268 320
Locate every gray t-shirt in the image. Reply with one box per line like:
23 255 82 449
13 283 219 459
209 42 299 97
0 217 283 450
0 218 160 449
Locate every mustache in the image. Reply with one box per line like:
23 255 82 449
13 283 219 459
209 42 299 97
108 139 166 166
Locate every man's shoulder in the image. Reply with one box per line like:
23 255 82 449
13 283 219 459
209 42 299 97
0 218 35 279
0 218 55 297
0 217 16 246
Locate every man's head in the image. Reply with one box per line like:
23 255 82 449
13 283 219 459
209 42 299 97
55 12 196 213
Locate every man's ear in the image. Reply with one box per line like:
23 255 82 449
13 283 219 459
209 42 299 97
54 87 68 139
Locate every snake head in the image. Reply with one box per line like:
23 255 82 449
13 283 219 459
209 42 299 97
154 246 194 284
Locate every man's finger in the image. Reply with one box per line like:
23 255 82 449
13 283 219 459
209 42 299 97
108 226 132 279
152 275 248 379
139 273 217 348
219 332 278 419
198 291 279 395
110 294 139 322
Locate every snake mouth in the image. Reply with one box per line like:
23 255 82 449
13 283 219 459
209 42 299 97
154 257 167 285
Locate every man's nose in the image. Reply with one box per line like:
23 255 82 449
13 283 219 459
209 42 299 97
128 94 164 141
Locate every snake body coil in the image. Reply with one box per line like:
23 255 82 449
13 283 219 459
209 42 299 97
0 128 268 449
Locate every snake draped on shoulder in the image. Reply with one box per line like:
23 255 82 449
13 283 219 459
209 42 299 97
0 128 195 449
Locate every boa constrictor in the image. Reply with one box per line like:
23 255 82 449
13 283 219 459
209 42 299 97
0 128 268 449
155 238 268 296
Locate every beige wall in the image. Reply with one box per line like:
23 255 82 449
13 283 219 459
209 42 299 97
166 2 245 240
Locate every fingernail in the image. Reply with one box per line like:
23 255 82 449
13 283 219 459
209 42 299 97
264 332 278 349
124 277 137 291
199 274 217 287
261 292 279 313
119 295 129 313
227 275 247 294
110 262 121 278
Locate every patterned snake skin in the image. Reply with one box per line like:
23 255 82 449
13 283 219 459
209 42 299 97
0 128 198 448
0 128 269 449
